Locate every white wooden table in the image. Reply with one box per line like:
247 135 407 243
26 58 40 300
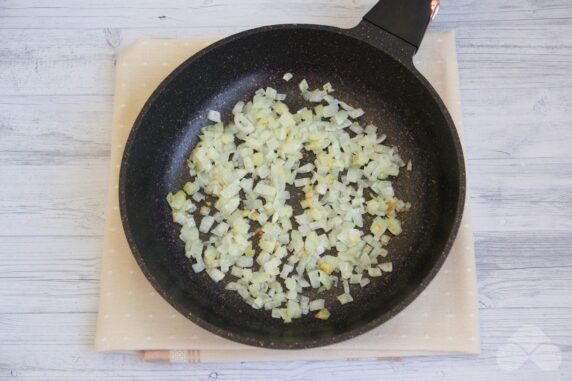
1 1 571 379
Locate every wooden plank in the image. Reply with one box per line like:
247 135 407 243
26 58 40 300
0 165 108 236
475 232 572 270
0 236 101 313
0 96 113 165
0 0 366 30
0 29 116 96
0 308 570 380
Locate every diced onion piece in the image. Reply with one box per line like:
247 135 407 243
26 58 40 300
207 110 221 123
167 191 187 210
192 262 205 273
349 108 365 119
287 300 302 318
315 308 331 320
283 72 293 81
294 178 311 187
337 293 354 305
237 256 253 268
387 219 402 235
309 299 325 311
349 273 362 284
297 163 314 173
333 110 349 125
199 215 215 233
285 277 297 291
322 103 338 118
279 308 292 323
271 308 281 318
254 182 276 198
339 101 354 111
207 268 225 282
367 267 382 277
232 101 245 114
220 179 241 198
266 87 277 99
308 270 321 288
186 241 203 258
191 192 205 202
370 218 388 239
280 264 294 279
263 257 282 272
343 279 350 294
183 182 199 195
381 234 391 246
212 222 229 236
230 267 242 277
379 262 393 272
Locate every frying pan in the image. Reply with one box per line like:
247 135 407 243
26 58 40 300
120 0 465 349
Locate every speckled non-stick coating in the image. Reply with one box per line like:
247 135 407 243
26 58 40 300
119 22 465 349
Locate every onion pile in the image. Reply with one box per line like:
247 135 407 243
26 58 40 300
167 75 410 322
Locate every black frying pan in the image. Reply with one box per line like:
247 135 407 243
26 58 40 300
120 0 465 349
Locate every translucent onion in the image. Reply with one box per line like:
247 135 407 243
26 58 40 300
166 76 409 323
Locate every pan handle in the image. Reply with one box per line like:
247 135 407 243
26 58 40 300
363 0 439 51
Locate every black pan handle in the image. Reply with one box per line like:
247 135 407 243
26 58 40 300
363 0 440 51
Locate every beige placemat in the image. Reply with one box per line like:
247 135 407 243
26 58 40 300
95 31 479 363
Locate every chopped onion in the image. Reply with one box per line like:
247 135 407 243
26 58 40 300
367 267 382 277
379 262 393 272
166 76 409 323
349 273 362 284
199 215 215 233
387 219 402 235
337 293 354 305
343 279 350 294
349 108 365 119
207 110 221 123
266 87 277 99
333 110 349 125
315 308 330 320
191 192 205 202
287 300 302 318
308 270 321 289
192 262 205 273
212 222 229 236
207 268 225 282
309 299 325 311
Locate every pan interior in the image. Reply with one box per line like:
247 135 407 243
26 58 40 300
121 27 463 348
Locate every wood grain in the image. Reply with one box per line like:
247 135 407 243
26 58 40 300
1 0 571 379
